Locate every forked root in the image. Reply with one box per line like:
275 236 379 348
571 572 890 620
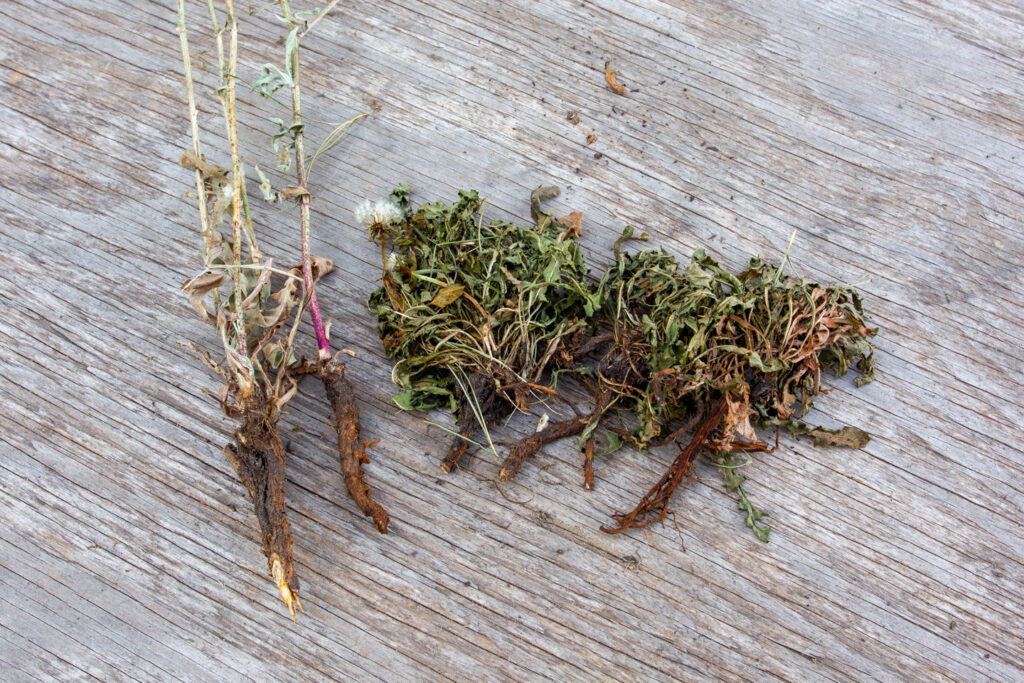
223 403 300 618
601 399 728 534
321 361 390 533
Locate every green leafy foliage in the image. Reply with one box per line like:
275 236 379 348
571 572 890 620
368 188 592 414
368 187 878 540
596 235 876 446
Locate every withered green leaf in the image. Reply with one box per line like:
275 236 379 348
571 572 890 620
430 284 465 308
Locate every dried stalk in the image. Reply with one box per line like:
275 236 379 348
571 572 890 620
175 0 212 263
280 0 330 361
177 0 312 620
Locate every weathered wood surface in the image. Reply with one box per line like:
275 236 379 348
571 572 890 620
1 0 1022 679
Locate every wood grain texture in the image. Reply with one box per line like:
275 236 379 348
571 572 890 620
1 0 1022 679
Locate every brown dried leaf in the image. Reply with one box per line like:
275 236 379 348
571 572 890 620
801 425 871 449
311 256 334 279
604 61 627 95
180 149 228 183
182 271 225 321
290 256 334 282
555 212 583 240
279 185 311 201
209 184 233 231
239 263 274 312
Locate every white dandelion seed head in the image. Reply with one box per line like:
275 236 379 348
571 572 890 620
355 198 402 228
354 199 374 226
374 199 403 224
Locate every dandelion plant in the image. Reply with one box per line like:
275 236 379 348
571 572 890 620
176 0 386 620
368 187 876 541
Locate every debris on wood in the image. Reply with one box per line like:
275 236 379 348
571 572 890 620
605 61 628 95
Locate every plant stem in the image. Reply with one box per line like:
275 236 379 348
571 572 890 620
304 0 342 36
208 0 260 265
175 0 212 264
281 0 331 361
220 0 251 383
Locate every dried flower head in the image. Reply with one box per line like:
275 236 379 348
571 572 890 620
355 199 402 241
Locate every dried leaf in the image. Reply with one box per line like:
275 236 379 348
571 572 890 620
180 149 228 183
254 165 279 203
555 211 583 240
182 271 225 321
800 425 871 449
430 284 465 308
530 185 560 223
279 185 310 201
311 256 334 279
604 61 627 95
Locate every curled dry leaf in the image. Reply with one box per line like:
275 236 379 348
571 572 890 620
555 212 583 240
180 149 228 183
182 271 226 321
310 256 333 279
279 185 311 201
293 256 334 281
604 61 627 95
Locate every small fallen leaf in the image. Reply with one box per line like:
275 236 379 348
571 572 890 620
604 61 627 95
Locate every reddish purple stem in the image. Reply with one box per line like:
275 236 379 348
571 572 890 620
299 196 331 361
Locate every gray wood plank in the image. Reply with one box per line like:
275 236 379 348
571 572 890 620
0 0 1022 680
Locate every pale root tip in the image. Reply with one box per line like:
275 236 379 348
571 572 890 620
271 556 299 621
